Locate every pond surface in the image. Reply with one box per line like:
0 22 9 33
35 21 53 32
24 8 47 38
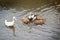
0 0 60 40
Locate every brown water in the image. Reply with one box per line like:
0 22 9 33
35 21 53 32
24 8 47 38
0 0 60 40
0 0 56 8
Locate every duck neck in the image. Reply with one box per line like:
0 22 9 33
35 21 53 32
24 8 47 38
13 19 15 22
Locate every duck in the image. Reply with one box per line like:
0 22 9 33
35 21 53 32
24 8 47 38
22 17 30 24
34 19 46 25
34 16 46 25
5 16 17 26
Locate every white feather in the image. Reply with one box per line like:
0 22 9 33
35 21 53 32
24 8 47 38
5 17 16 26
28 14 36 21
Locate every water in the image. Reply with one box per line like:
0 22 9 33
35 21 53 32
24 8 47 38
0 0 60 40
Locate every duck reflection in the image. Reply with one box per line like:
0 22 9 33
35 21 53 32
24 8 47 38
27 24 33 33
6 26 16 36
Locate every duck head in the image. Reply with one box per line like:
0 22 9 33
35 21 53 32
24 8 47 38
13 16 17 21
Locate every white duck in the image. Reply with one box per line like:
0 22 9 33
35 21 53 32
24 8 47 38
5 17 17 26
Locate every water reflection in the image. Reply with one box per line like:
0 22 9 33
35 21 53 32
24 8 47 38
28 26 32 33
6 26 16 36
0 6 60 40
